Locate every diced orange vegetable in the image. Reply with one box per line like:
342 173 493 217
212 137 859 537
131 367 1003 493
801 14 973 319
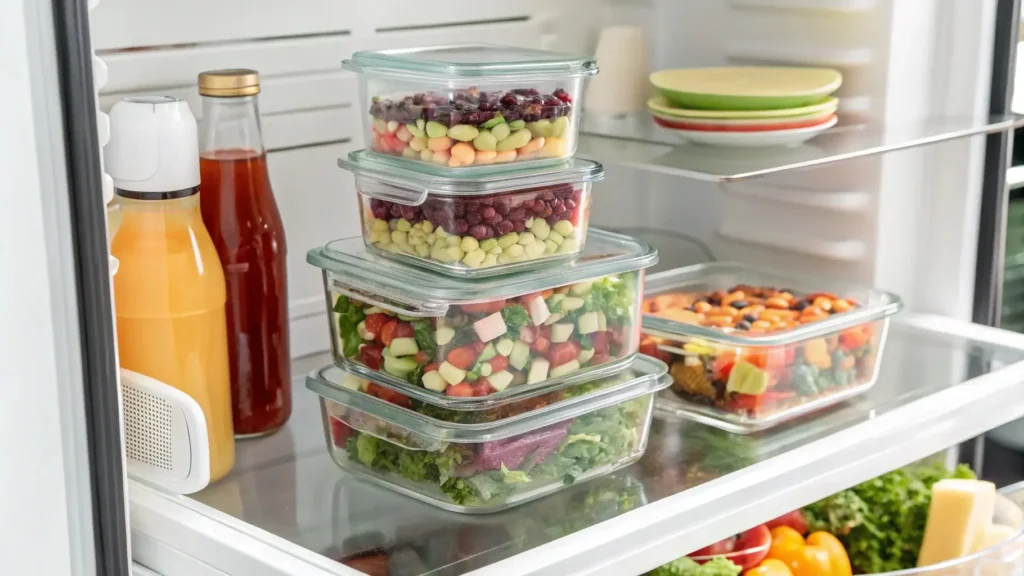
803 338 832 368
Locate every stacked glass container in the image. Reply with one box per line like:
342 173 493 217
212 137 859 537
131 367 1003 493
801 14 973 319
304 45 671 512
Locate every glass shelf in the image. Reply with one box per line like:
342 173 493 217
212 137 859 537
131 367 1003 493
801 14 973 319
169 318 1024 576
578 113 1024 182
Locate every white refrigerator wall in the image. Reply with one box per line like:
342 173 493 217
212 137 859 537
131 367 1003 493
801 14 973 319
90 0 996 362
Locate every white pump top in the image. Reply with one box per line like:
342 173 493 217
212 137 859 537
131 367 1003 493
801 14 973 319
104 96 199 194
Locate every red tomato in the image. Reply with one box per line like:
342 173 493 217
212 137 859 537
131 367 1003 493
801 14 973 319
392 321 415 339
414 351 429 364
731 525 771 570
379 320 399 346
447 346 478 370
532 336 551 355
549 341 581 367
470 340 486 354
423 363 439 374
639 339 672 363
470 379 494 396
766 510 808 535
461 300 506 314
446 383 474 397
359 343 385 370
365 383 412 408
363 313 391 338
589 352 611 366
590 331 611 355
839 327 869 351
728 393 762 413
329 417 351 447
713 355 736 381
691 536 736 558
489 355 509 372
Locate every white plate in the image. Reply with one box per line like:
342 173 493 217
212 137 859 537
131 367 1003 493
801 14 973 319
665 115 838 147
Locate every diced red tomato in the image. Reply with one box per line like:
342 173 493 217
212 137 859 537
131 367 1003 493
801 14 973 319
461 300 506 314
532 336 551 355
447 346 478 370
589 352 611 366
414 351 429 364
446 383 474 397
489 355 509 372
470 379 494 396
365 382 411 408
380 134 405 154
379 319 399 346
713 355 736 381
423 363 439 374
727 393 762 413
639 338 672 363
549 340 581 367
392 321 414 339
470 340 486 354
329 417 351 447
363 313 391 338
359 343 385 370
590 331 610 355
519 326 538 343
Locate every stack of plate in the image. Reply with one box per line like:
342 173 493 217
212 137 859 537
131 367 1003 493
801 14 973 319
647 67 842 147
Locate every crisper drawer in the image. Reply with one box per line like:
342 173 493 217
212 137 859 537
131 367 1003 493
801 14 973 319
129 315 1024 576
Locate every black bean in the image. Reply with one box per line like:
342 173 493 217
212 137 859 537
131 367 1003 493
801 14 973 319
743 314 758 323
736 321 752 330
731 300 749 309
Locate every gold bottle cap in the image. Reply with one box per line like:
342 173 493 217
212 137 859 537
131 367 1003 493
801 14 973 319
198 69 260 97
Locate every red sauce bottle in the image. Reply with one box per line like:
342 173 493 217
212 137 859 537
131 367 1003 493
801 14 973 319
198 69 291 437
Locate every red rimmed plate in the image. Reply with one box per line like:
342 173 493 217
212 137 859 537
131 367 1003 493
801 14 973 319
652 113 837 133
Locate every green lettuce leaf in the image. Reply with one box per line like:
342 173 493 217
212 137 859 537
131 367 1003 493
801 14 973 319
501 304 531 338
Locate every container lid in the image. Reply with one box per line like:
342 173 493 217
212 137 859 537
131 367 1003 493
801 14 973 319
104 96 199 194
198 69 260 97
642 262 903 346
342 44 598 80
307 355 670 443
307 229 658 317
338 150 604 203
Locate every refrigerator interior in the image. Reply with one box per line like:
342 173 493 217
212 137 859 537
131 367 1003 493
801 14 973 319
16 0 1024 574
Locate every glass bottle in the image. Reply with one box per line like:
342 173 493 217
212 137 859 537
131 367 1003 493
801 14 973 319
198 69 292 437
106 96 235 481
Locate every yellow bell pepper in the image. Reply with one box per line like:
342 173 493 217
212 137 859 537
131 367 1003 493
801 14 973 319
748 558 794 576
767 526 851 576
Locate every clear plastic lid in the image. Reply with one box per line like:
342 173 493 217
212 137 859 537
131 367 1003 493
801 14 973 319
643 262 903 346
342 44 599 80
306 355 670 443
339 150 604 203
307 228 658 317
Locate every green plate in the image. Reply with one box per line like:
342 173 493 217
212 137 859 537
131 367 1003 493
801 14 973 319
647 96 839 120
649 67 843 110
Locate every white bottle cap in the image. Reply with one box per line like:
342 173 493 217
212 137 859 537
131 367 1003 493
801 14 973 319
104 96 199 194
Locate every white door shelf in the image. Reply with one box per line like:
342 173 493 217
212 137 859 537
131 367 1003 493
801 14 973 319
130 316 1024 576
578 113 1024 183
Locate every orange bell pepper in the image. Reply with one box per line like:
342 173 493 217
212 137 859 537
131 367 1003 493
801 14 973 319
748 558 793 576
768 526 850 576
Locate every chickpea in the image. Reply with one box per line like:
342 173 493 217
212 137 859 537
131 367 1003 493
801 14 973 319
765 297 790 309
693 301 713 314
831 299 853 313
812 296 833 312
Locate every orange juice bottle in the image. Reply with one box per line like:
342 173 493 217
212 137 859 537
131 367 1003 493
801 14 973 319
106 96 235 482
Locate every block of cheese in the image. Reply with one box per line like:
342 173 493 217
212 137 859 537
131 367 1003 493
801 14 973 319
917 479 997 567
970 523 1019 554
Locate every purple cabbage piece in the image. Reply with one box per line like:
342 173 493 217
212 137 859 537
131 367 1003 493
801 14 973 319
472 420 572 472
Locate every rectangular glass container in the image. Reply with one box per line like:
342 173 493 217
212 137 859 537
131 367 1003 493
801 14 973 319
308 356 670 513
339 151 603 277
641 262 902 433
307 230 658 401
342 44 598 174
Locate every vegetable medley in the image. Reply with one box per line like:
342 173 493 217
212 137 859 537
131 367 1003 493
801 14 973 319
333 272 641 397
642 286 880 419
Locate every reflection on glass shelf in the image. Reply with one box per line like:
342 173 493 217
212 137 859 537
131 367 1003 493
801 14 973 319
579 112 1024 182
188 324 1024 576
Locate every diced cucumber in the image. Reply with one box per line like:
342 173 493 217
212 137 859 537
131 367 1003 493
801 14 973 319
597 311 607 332
570 281 593 295
435 326 456 346
489 370 514 391
550 360 581 378
578 312 600 334
384 355 418 378
547 293 566 311
543 312 565 326
527 358 550 384
439 361 467 386
466 370 480 382
496 338 514 357
479 343 497 362
509 341 532 371
480 363 493 377
389 337 419 357
578 348 595 365
561 297 585 312
550 323 575 343
422 370 447 391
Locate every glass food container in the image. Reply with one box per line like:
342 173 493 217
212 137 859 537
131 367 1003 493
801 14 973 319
307 230 657 400
339 150 603 277
641 263 902 433
342 44 598 174
307 356 671 513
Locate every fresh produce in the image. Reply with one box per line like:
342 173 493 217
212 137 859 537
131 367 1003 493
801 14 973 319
652 557 743 576
693 526 771 570
745 559 792 576
329 394 650 507
642 285 880 419
362 183 587 269
801 463 976 573
765 526 835 576
766 511 808 535
332 273 641 397
368 87 575 167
